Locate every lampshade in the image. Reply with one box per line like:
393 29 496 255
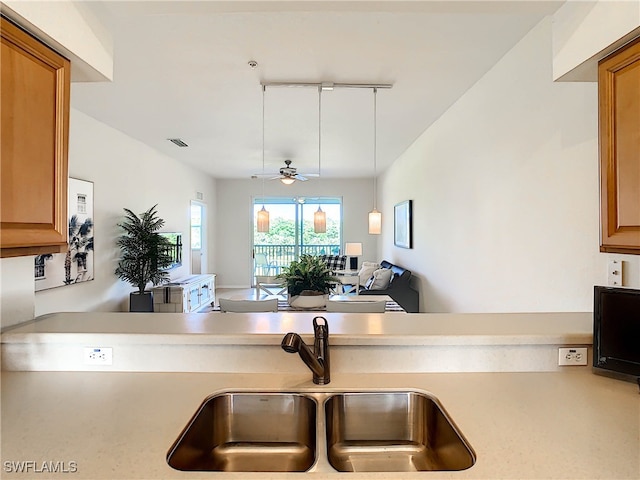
369 88 382 235
280 177 295 185
257 206 270 233
368 209 382 235
345 242 363 256
314 206 326 233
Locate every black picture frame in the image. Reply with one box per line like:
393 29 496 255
394 200 413 249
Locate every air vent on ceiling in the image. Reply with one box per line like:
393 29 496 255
168 138 188 147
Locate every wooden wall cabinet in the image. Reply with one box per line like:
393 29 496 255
599 37 640 254
1 17 70 258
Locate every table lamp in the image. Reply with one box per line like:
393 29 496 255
344 242 363 270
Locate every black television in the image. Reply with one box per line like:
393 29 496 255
593 285 640 383
159 232 183 270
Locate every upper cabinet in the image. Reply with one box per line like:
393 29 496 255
599 37 640 254
1 16 70 258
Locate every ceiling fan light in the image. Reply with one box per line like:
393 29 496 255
368 209 381 235
314 206 326 233
281 177 295 185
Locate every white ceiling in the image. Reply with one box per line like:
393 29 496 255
72 1 563 180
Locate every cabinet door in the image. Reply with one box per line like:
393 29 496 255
200 277 214 305
599 38 640 254
1 18 70 257
187 284 200 312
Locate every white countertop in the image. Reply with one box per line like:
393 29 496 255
1 370 638 479
2 311 592 346
1 312 636 478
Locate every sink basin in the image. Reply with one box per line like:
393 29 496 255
325 391 475 472
168 389 475 473
167 392 316 472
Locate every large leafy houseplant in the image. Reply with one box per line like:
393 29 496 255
277 254 338 298
115 205 173 299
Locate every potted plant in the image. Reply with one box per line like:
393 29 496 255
277 254 338 309
115 205 174 312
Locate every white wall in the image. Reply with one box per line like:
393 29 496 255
0 108 217 328
552 0 640 81
1 0 113 82
378 17 640 313
215 178 377 288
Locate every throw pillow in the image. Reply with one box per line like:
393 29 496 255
365 268 392 290
357 262 380 285
321 255 347 271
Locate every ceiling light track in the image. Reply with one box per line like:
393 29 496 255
261 82 393 90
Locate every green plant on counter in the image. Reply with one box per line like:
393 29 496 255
277 254 338 297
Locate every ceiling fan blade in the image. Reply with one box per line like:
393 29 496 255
296 175 309 181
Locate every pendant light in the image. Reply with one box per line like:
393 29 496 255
368 87 382 235
314 86 327 233
256 85 270 233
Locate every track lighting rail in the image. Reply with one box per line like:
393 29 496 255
261 82 393 90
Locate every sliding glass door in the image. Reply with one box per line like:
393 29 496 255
252 197 342 282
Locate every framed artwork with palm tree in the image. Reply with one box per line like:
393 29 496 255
34 178 94 291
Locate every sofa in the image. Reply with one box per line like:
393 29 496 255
359 260 419 313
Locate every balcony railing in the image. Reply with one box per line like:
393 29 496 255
254 244 340 275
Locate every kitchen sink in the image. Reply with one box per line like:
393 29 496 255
167 389 475 473
325 391 475 472
167 392 317 472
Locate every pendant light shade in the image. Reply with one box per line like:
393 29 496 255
257 206 270 233
258 85 270 232
368 87 381 235
368 209 382 235
314 206 326 233
314 86 326 234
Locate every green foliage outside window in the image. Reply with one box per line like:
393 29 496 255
254 217 340 245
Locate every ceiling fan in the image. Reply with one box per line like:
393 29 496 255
256 160 319 185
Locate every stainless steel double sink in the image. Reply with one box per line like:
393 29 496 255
167 389 475 473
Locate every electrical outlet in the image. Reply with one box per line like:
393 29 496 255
83 347 112 365
558 347 588 366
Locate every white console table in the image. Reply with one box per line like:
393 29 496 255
152 274 216 313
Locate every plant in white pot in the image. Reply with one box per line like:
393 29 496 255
115 205 174 312
277 254 338 309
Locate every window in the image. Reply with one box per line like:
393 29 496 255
191 204 202 249
252 196 342 280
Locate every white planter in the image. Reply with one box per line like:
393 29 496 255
288 293 328 309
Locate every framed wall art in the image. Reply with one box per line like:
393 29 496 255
394 200 413 249
34 178 94 291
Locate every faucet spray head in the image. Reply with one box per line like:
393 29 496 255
281 332 301 353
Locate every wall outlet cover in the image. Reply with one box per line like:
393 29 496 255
558 347 588 366
607 260 624 286
83 347 113 365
